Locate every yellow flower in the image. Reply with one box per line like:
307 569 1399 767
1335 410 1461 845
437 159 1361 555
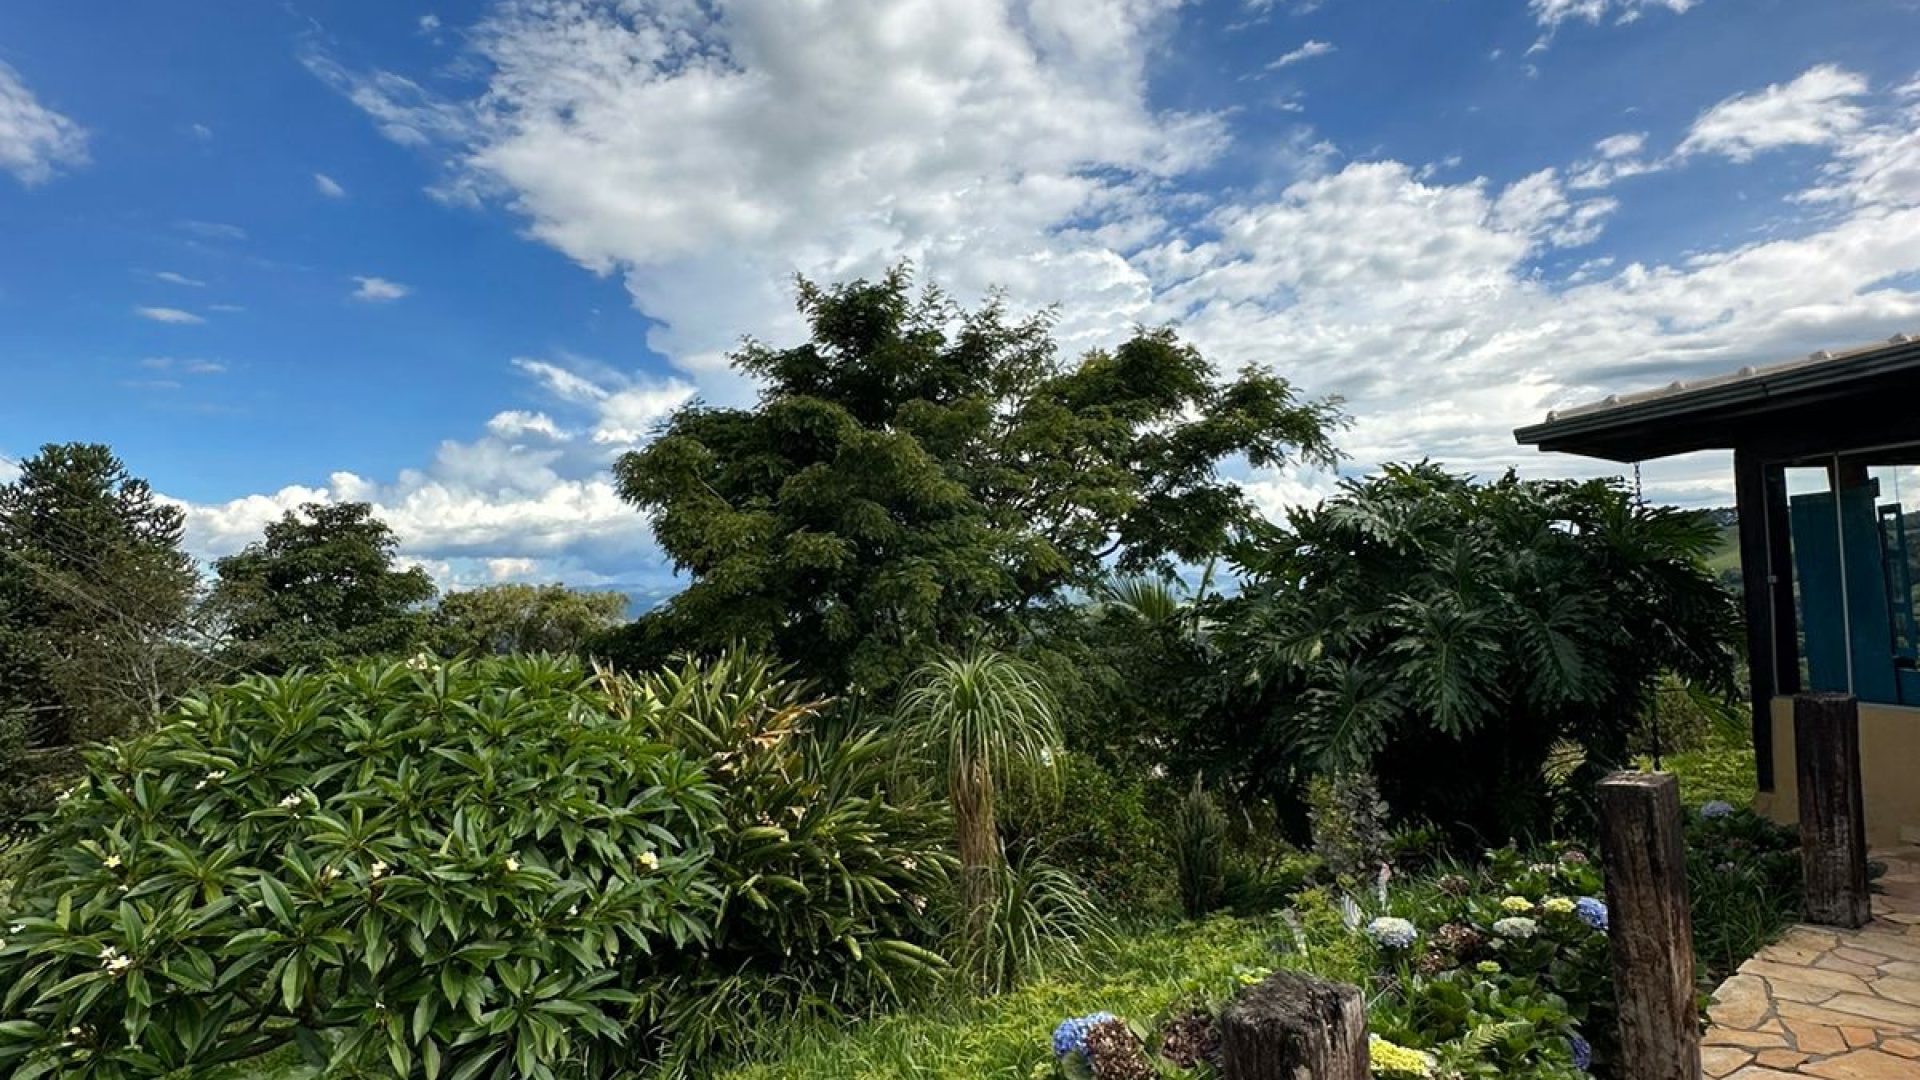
1500 895 1533 914
637 851 660 871
1543 897 1576 915
1368 1035 1435 1078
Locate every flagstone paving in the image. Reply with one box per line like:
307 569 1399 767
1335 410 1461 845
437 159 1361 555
1704 848 1920 1079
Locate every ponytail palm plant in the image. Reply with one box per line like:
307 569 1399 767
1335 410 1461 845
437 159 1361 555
897 649 1063 983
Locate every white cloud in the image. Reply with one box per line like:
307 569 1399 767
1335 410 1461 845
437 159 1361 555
152 271 206 287
314 172 347 198
176 219 248 241
258 7 1920 584
351 276 410 302
1529 0 1698 29
1267 40 1335 70
1679 64 1869 163
486 410 568 441
419 14 443 33
180 355 690 590
0 61 88 185
141 357 226 374
190 123 213 141
135 307 206 325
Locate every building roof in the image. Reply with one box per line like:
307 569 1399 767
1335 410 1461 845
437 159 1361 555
1514 333 1920 462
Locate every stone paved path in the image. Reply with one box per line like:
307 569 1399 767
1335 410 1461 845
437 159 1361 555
1704 848 1920 1079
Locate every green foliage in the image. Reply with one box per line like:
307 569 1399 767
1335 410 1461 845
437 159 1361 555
1170 778 1227 919
1686 807 1799 984
1000 752 1172 912
602 653 955 1073
209 502 436 674
0 656 720 1079
433 584 627 657
1214 463 1740 842
897 649 1067 989
0 443 201 750
1305 771 1389 883
610 266 1340 692
959 846 1112 998
1658 726 1760 809
711 917 1280 1080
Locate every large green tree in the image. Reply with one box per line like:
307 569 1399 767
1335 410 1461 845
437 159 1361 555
432 583 626 657
611 268 1340 691
0 443 201 747
209 502 435 672
1205 463 1740 842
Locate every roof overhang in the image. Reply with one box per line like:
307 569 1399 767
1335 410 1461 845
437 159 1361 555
1515 336 1920 462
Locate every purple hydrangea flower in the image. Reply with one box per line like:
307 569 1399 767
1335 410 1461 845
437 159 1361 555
1575 897 1608 931
1052 1012 1116 1058
1699 800 1735 820
1569 1033 1592 1071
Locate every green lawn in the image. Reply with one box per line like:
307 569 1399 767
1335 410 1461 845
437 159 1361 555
711 917 1283 1080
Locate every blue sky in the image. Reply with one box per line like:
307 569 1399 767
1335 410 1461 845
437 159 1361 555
3 0 1919 600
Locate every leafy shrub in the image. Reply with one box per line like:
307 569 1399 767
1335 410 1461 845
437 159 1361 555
1217 848 1320 916
601 654 954 1072
1171 777 1228 918
1685 806 1799 983
1000 752 1171 912
959 844 1111 995
0 656 721 1079
1306 770 1389 883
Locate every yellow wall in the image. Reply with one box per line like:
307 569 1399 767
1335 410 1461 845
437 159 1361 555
1756 697 1920 849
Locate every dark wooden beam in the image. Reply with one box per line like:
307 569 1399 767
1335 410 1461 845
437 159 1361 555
1794 693 1871 928
1598 772 1700 1080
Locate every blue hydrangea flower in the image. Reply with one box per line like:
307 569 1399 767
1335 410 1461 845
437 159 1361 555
1699 800 1735 820
1052 1012 1116 1058
1365 916 1419 949
1575 897 1609 931
1569 1033 1592 1071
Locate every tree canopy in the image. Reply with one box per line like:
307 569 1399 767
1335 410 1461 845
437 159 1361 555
433 583 626 657
209 501 435 672
1204 463 1740 841
611 267 1340 691
0 443 200 746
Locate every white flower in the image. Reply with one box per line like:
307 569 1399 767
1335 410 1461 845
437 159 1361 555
98 946 132 974
102 854 122 869
637 851 659 871
902 856 917 871
8 923 22 934
195 769 228 791
0 939 8 950
504 857 521 873
279 793 303 810
405 652 435 671
68 1026 83 1037
369 860 389 880
1365 916 1419 949
317 866 339 886
567 904 579 917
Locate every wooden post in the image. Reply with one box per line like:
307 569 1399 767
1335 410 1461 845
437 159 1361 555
1218 970 1366 1080
1598 771 1699 1080
1794 691 1871 927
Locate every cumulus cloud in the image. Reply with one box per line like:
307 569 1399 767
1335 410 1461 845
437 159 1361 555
135 307 206 325
0 61 88 185
261 2 1920 582
1267 40 1335 69
181 355 689 590
351 276 410 302
1679 64 1869 162
314 172 347 198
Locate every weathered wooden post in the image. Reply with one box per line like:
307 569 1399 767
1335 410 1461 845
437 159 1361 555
1218 970 1367 1080
1598 771 1699 1080
1794 691 1871 927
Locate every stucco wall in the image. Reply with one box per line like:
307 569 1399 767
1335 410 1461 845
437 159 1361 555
1755 696 1920 849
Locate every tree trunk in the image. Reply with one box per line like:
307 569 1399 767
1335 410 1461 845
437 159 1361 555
953 760 1000 966
1218 970 1367 1080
